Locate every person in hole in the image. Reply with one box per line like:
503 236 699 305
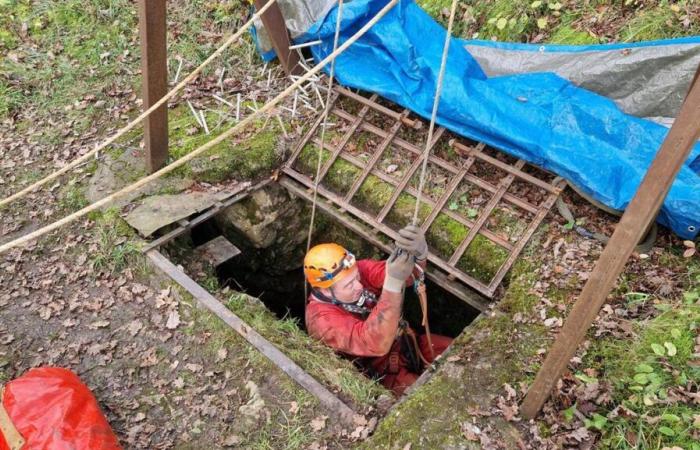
304 225 452 395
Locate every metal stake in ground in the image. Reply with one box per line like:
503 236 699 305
520 63 700 419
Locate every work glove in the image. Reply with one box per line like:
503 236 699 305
395 224 428 260
384 249 414 293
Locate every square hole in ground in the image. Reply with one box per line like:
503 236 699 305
174 200 481 404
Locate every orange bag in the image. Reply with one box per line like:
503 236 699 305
0 367 121 450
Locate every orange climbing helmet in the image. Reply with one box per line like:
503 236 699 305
304 243 356 289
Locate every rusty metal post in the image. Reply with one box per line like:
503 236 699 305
253 0 302 76
138 0 169 173
520 64 700 419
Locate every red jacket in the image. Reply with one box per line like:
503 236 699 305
305 259 409 357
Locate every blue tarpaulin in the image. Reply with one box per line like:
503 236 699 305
293 0 700 239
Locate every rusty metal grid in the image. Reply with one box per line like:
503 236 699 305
282 87 563 298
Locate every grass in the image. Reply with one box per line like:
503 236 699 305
581 263 700 449
225 292 388 406
417 0 700 43
87 207 144 273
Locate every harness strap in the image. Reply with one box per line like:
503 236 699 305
0 387 25 450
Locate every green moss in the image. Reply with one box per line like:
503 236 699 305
459 235 509 283
164 105 282 183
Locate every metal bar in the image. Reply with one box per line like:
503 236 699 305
326 147 514 250
343 112 406 202
521 63 700 419
376 128 446 223
486 184 562 296
332 108 541 213
451 141 561 194
420 143 484 233
282 167 493 296
316 95 377 183
335 87 422 129
279 176 489 311
253 0 301 76
141 180 271 253
138 0 169 173
146 250 357 424
285 92 340 168
448 160 526 266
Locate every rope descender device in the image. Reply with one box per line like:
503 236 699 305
413 263 435 360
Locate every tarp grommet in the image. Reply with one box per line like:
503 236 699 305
689 225 696 233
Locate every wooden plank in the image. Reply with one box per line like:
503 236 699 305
521 64 700 419
195 236 241 266
146 250 357 425
138 0 169 173
253 0 301 76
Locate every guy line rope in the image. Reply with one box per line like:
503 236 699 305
0 0 400 255
0 0 282 210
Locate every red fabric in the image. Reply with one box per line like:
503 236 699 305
306 259 452 395
0 367 121 450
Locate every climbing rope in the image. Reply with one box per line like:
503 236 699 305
408 0 458 361
0 0 400 255
0 0 282 209
412 0 458 225
306 0 345 254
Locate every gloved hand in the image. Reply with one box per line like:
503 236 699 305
395 224 428 260
384 249 414 293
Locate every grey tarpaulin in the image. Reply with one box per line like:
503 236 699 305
465 38 700 121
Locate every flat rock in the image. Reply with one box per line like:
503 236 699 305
87 148 194 208
125 190 231 237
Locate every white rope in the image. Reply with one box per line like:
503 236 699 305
412 0 458 225
0 0 281 209
0 0 399 256
306 0 344 254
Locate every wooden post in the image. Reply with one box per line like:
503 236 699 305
520 64 700 419
138 0 169 173
253 0 302 76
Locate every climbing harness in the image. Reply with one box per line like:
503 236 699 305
310 287 376 318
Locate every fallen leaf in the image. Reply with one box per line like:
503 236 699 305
310 415 327 432
165 310 181 329
89 320 110 329
289 401 299 415
222 435 242 447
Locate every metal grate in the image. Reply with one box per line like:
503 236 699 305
282 87 563 298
